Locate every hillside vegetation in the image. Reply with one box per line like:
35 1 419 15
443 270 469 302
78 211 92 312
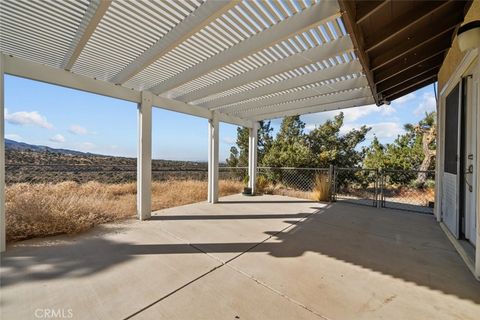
6 141 207 184
5 140 241 242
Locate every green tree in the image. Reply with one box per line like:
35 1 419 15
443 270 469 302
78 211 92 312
225 121 273 167
306 113 370 168
362 112 436 185
262 116 311 167
363 135 387 169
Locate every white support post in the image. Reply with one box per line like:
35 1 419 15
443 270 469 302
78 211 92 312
137 91 152 220
208 112 219 203
248 122 259 195
0 55 5 252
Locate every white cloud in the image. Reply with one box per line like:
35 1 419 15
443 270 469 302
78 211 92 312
5 109 53 129
68 124 89 135
302 104 396 130
5 133 22 141
394 93 416 104
222 136 236 144
340 122 404 143
79 142 95 151
49 134 65 143
368 122 405 140
413 92 436 116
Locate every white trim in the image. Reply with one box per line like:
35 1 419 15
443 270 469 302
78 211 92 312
4 54 140 102
434 88 445 222
440 49 478 96
474 56 480 279
2 54 252 128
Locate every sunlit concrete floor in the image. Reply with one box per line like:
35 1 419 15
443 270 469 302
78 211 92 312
1 194 479 319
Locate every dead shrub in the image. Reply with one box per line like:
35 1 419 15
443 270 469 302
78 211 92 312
311 173 331 202
6 179 243 242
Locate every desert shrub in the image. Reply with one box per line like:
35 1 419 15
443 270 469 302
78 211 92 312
311 173 331 202
6 179 243 242
255 175 269 194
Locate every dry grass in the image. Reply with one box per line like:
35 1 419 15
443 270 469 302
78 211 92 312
6 179 243 242
311 173 331 201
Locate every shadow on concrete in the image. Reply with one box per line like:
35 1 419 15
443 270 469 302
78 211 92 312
2 203 479 304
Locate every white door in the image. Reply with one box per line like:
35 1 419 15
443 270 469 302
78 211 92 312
442 83 461 237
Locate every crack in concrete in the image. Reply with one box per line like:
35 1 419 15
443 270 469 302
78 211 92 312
125 207 327 319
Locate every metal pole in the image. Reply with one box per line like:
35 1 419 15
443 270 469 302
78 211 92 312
377 168 383 209
328 164 334 202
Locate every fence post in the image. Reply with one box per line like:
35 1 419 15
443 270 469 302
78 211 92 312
377 168 382 209
329 165 335 202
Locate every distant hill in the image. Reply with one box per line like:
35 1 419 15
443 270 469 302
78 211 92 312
6 139 101 157
5 139 208 184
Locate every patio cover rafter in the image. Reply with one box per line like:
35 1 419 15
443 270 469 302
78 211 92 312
148 0 340 95
182 36 354 104
254 96 374 121
218 76 368 115
236 86 371 118
207 60 363 110
110 0 237 85
61 0 111 71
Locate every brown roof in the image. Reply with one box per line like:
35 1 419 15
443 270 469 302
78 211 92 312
338 0 472 105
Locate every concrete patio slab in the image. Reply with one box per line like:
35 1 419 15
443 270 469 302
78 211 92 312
132 266 320 320
230 202 480 320
1 195 479 320
0 219 221 319
150 194 323 262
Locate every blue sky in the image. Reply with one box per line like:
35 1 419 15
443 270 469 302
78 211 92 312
5 75 436 162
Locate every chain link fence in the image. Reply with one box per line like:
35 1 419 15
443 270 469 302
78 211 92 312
257 167 331 200
381 169 435 214
6 163 435 213
219 166 248 183
333 168 379 207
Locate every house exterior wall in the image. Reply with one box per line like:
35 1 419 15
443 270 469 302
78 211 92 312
438 0 480 91
436 0 480 280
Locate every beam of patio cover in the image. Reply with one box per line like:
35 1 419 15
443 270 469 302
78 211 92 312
2 54 251 128
219 76 368 115
181 37 354 104
203 60 362 110
239 87 371 118
254 96 374 121
148 0 340 95
61 0 111 71
110 0 236 84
